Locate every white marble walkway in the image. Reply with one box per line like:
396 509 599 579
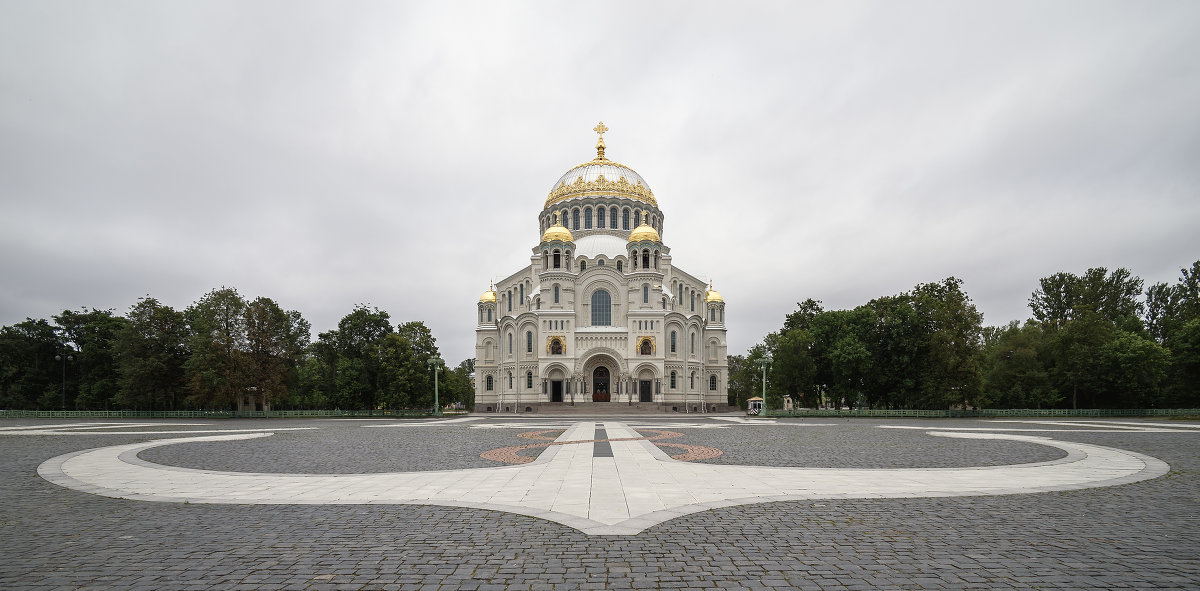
38 421 1170 535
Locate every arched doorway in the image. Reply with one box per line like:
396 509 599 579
638 367 655 403
592 366 610 402
547 367 565 403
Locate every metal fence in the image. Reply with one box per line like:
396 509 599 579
0 409 448 419
762 408 1200 418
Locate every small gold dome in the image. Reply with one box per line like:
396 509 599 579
541 212 574 243
628 211 661 243
705 280 723 302
479 283 497 303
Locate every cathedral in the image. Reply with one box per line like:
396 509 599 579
475 124 728 412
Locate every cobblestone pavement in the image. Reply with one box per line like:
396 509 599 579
2 416 1199 589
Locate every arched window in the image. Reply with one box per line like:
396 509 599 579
671 331 677 353
633 209 641 227
519 284 524 302
662 297 667 309
622 209 630 229
527 371 533 389
677 284 683 303
584 207 592 229
554 284 560 303
597 259 604 266
616 260 623 272
670 371 677 389
572 209 580 230
642 284 649 303
486 375 493 391
553 251 561 268
487 309 492 322
597 206 605 228
508 333 513 354
610 208 618 228
642 250 649 269
690 372 695 389
508 372 513 389
580 261 586 272
630 251 637 269
690 292 695 311
710 375 717 391
710 308 716 321
691 333 695 354
591 289 612 326
526 331 532 353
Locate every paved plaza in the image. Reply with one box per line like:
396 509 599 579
2 416 1199 589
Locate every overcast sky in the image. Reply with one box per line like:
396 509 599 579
2 1 1197 363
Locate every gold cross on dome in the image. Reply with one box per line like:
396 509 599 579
593 121 608 159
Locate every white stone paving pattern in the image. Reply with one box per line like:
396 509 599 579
38 421 1170 535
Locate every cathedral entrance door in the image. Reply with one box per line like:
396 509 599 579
639 380 653 403
592 367 610 402
551 381 563 403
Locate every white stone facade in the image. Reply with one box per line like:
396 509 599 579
474 127 728 412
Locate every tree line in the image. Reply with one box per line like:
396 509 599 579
0 287 473 411
728 261 1200 411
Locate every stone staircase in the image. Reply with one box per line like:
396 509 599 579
489 402 730 415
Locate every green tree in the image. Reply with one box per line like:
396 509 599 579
320 306 394 409
114 298 187 410
442 358 475 410
184 287 249 409
1044 310 1114 409
1096 331 1170 408
0 318 61 409
861 294 922 409
54 308 128 410
243 297 310 409
982 321 1059 408
912 278 984 409
768 328 816 408
1030 267 1144 330
1167 318 1200 406
726 353 749 409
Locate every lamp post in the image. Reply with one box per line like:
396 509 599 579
427 357 444 416
758 355 772 415
54 351 74 411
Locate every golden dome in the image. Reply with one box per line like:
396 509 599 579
479 283 497 303
541 212 574 243
544 122 657 209
628 211 661 243
705 280 723 302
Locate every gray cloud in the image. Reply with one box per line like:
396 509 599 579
2 1 1197 362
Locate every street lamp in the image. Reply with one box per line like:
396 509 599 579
54 351 74 411
427 357 444 416
758 355 772 415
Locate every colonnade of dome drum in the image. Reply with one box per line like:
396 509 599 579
539 202 662 237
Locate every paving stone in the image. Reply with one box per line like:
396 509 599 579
1 416 1199 589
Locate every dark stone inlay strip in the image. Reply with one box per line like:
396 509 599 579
593 423 613 457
